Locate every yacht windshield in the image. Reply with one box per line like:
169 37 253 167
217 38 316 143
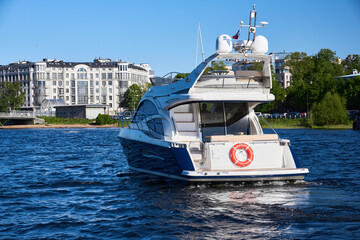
200 102 248 142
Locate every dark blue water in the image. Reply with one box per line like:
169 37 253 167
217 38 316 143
0 128 359 239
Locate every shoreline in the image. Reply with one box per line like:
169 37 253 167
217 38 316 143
0 124 119 129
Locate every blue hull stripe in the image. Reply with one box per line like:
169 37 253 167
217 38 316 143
170 147 195 171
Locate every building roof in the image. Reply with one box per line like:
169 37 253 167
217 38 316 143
1 59 148 72
54 104 109 108
128 64 147 72
41 99 66 110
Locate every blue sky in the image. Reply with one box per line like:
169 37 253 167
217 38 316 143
0 0 359 76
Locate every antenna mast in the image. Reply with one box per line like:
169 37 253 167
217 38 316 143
233 5 268 53
195 22 205 67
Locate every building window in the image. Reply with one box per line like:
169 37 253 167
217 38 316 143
66 73 69 78
77 68 87 79
95 73 99 78
66 81 69 86
101 73 106 79
53 81 57 86
96 81 99 86
107 73 112 79
77 81 88 104
109 95 112 100
108 81 112 85
53 88 56 93
109 88 112 93
102 81 106 87
66 89 69 93
52 73 57 79
90 73 93 79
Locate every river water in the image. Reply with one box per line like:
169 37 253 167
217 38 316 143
0 128 359 239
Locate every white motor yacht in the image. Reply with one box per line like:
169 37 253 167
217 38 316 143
118 6 309 182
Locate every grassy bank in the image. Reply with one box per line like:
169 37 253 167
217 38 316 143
39 116 95 125
260 118 352 129
38 116 123 126
260 119 305 129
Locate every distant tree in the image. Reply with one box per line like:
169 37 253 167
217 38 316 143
341 54 360 75
125 83 152 111
310 49 344 102
311 92 349 126
126 84 143 111
203 61 227 75
0 82 26 112
141 82 152 95
174 73 189 79
284 49 344 112
336 76 360 110
284 52 309 84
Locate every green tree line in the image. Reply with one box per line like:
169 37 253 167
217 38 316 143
257 49 360 125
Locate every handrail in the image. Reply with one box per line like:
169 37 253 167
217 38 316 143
0 111 36 118
258 115 279 137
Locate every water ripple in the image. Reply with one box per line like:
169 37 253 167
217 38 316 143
0 128 359 239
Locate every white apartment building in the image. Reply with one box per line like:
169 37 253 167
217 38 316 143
270 52 292 89
0 58 154 114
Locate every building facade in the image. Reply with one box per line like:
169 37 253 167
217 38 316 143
0 58 154 114
270 52 292 89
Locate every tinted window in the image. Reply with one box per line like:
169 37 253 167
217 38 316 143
200 102 248 141
138 100 159 116
147 118 164 136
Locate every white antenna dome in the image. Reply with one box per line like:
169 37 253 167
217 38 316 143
216 34 233 53
252 35 268 54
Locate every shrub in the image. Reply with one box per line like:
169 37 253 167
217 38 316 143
39 116 94 124
311 92 349 126
96 114 113 125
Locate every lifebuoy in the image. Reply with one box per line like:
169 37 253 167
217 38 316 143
229 143 254 167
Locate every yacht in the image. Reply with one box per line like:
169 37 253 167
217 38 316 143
118 6 309 182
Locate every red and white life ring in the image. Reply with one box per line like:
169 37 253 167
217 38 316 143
229 143 254 167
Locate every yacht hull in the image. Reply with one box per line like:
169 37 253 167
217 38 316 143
119 137 194 179
119 137 309 182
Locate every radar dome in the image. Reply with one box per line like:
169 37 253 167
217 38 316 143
252 35 268 54
216 34 233 53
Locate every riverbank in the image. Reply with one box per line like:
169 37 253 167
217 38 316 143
1 118 352 130
260 118 352 129
0 124 119 129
